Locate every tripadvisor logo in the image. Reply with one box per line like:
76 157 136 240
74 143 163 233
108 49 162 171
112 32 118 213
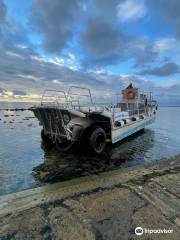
135 226 173 236
135 227 143 236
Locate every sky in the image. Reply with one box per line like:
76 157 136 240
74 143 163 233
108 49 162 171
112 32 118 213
0 0 180 105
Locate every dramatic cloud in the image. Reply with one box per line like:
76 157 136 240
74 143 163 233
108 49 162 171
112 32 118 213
80 2 157 68
0 0 180 105
0 44 180 106
139 62 180 76
1 48 135 101
30 0 158 69
31 0 82 53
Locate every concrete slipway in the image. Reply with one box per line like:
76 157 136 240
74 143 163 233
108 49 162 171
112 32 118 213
0 156 180 240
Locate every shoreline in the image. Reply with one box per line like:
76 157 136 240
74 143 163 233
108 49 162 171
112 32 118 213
0 155 180 239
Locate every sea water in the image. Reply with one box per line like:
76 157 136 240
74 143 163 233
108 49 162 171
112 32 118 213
0 103 180 195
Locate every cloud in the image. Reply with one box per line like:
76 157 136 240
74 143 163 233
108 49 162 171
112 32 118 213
0 0 6 23
80 19 157 68
0 87 5 93
147 0 180 40
0 44 149 96
29 0 158 69
0 44 180 105
0 45 107 96
117 0 147 22
0 0 7 40
0 0 180 106
131 38 158 68
153 38 180 53
139 62 180 76
13 90 27 96
0 0 30 51
154 84 180 106
80 17 128 67
31 0 82 53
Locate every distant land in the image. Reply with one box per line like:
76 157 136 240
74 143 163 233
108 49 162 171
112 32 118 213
0 101 180 109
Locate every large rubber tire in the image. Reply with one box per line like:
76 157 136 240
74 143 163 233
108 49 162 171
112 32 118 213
88 126 106 154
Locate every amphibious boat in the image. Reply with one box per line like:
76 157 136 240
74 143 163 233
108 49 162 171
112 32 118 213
31 84 157 154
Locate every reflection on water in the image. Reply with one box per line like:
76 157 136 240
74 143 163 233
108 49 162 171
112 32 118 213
33 129 155 183
109 129 155 166
0 105 180 195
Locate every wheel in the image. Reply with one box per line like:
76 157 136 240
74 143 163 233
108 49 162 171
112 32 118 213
88 126 106 154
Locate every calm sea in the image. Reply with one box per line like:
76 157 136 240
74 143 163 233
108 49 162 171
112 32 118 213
0 102 180 195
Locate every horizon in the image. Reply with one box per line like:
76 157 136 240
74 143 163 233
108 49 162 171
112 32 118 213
1 100 180 108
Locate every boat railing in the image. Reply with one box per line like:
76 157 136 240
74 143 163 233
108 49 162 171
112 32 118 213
67 86 93 106
40 87 156 118
41 89 68 106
